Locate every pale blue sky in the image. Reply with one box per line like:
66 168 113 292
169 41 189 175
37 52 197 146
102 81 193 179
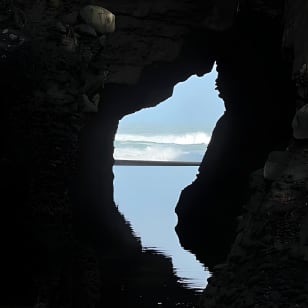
117 65 225 135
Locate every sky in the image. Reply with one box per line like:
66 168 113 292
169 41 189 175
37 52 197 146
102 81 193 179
116 64 224 136
113 66 225 290
114 65 225 162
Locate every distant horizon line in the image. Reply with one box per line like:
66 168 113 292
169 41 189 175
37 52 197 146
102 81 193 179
114 159 201 166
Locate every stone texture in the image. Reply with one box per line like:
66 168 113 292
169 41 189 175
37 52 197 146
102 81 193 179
200 142 308 308
0 0 215 306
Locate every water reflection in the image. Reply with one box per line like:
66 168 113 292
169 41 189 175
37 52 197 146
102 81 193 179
119 246 202 307
113 165 209 298
142 245 207 293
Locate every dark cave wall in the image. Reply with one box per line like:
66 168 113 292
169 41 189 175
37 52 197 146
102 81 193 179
0 0 222 306
197 1 308 306
175 3 297 268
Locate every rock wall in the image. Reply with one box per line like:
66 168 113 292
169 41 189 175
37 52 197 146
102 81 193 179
200 143 308 308
198 0 308 307
1 0 308 307
175 0 296 269
0 0 218 306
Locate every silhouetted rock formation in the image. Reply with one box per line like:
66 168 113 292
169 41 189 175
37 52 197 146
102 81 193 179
1 0 308 307
175 5 296 270
200 140 308 307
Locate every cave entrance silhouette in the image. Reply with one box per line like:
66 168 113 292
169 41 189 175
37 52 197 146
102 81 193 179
112 67 225 290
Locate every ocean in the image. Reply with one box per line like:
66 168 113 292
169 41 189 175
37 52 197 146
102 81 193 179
114 131 209 162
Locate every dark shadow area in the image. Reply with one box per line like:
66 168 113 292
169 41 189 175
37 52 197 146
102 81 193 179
175 8 296 270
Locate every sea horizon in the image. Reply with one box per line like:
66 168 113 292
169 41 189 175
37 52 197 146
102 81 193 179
114 130 210 162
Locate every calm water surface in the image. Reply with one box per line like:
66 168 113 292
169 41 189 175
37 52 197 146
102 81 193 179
113 165 210 292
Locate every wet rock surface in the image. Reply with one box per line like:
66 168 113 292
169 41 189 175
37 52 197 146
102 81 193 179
200 141 308 308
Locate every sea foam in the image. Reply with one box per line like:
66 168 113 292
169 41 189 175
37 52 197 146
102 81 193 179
115 132 211 145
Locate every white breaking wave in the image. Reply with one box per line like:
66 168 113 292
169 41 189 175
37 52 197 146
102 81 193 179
115 132 211 145
114 145 185 161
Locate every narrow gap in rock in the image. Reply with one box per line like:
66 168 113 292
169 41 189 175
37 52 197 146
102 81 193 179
113 65 225 291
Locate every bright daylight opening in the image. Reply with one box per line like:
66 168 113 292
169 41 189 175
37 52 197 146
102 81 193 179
113 65 225 291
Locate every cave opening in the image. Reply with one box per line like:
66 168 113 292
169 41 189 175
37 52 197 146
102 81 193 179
112 66 225 291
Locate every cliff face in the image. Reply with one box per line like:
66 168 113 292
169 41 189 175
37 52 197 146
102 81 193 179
175 3 296 269
197 1 308 306
200 143 308 307
1 0 307 307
